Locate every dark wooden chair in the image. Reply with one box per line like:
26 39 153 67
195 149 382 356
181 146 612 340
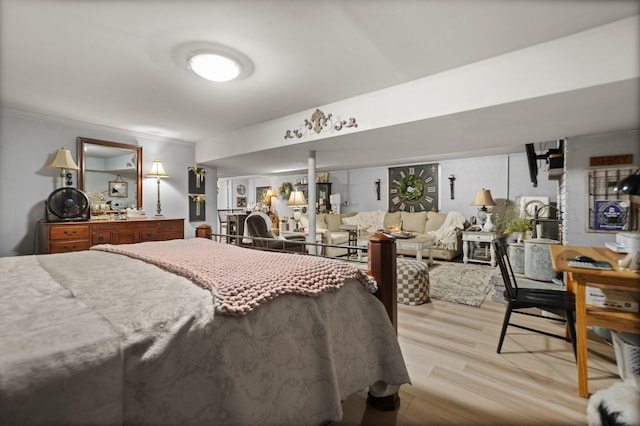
493 236 577 358
245 214 306 253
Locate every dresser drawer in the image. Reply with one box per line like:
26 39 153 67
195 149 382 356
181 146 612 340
158 231 184 241
158 221 182 234
464 233 493 242
92 231 112 245
139 226 159 241
49 225 90 240
50 239 91 253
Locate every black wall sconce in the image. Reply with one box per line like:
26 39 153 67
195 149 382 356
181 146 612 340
448 175 456 199
374 179 381 200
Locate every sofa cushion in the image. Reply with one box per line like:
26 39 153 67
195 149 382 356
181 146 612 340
323 213 342 231
329 231 350 245
383 211 401 229
300 214 328 231
400 211 428 233
342 210 386 233
424 211 447 232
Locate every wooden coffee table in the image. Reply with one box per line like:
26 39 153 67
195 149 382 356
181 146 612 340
357 235 434 264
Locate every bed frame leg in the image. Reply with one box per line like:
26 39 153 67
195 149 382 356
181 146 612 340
366 392 400 411
366 233 400 411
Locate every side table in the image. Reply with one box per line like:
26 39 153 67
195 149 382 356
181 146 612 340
462 231 499 267
339 224 359 258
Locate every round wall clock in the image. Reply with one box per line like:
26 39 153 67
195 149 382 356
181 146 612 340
388 163 439 212
236 184 246 195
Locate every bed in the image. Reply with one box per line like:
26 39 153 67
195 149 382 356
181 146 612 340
0 238 409 425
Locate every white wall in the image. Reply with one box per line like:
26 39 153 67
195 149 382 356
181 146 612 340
0 111 201 257
228 151 559 226
564 129 640 246
3 108 635 256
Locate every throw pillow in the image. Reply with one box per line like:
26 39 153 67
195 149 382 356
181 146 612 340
401 211 428 233
342 210 386 233
300 213 328 230
384 211 401 229
424 211 447 232
324 213 342 231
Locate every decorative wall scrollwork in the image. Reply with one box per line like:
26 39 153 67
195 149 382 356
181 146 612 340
284 108 357 139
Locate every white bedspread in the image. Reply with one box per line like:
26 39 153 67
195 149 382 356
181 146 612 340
0 245 410 425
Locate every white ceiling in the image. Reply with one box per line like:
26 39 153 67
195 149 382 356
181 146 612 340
2 0 639 177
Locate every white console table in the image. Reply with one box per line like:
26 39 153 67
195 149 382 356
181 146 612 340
462 231 499 267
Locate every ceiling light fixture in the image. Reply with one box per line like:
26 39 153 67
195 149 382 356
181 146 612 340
188 52 240 82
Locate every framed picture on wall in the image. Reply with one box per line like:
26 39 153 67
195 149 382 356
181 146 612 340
256 186 271 205
108 181 128 197
236 197 247 208
594 200 629 230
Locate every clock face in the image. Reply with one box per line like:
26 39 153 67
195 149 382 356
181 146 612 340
388 163 439 212
236 184 246 195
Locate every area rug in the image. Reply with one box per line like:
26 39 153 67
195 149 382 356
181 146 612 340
428 261 497 307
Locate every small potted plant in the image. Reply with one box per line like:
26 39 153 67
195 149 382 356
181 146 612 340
499 203 532 243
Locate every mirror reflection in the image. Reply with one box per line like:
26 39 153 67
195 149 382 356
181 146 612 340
77 138 143 213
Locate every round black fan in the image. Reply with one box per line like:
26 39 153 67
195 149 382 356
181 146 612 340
46 188 90 221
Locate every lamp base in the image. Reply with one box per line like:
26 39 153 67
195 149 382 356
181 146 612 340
483 212 495 232
293 208 302 231
476 207 488 226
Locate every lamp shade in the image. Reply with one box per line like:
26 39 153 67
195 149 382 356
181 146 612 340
287 190 307 206
614 169 640 196
470 189 496 207
46 148 79 170
147 160 169 178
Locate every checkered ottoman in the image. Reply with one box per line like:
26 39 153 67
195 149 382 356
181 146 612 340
396 257 430 305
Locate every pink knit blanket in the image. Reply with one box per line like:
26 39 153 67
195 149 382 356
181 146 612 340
91 238 377 316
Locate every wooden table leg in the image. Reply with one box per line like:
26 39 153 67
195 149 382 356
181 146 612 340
572 274 590 398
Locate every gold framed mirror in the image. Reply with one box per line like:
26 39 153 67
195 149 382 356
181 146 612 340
77 137 142 209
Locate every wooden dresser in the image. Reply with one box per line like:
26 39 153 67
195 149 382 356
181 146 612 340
40 218 184 254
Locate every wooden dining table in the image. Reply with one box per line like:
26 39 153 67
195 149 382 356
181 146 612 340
548 245 640 398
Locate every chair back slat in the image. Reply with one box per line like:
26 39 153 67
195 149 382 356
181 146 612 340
218 210 229 224
493 236 519 298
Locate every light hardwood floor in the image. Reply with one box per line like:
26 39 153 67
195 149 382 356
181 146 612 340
341 293 620 425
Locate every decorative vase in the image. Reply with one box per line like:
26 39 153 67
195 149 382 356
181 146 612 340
483 212 495 232
196 201 201 216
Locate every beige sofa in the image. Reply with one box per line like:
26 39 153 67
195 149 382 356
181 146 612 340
300 210 466 260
